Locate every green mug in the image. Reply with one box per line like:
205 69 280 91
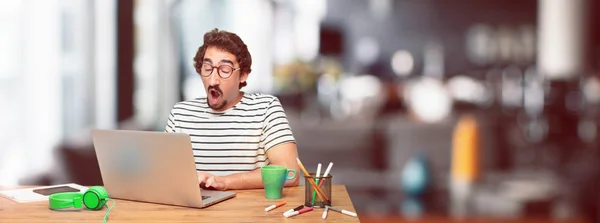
261 166 297 199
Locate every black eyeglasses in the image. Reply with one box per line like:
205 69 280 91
200 63 240 79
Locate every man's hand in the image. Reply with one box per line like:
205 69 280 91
197 172 228 191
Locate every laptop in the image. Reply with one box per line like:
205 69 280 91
91 129 236 208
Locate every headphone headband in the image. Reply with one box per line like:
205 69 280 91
49 192 83 210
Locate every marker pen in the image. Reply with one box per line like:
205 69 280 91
284 207 314 218
264 201 286 212
322 206 329 219
283 205 304 215
325 206 357 217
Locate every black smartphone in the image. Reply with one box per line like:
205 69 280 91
32 186 81 196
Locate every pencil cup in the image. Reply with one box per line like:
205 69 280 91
304 173 332 208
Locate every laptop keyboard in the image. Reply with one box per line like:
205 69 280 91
202 195 210 200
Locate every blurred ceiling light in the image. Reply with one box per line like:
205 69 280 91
582 76 600 104
405 77 453 123
335 74 384 118
369 0 392 20
501 66 523 108
447 75 490 104
466 24 496 66
523 66 544 116
339 75 382 101
354 37 380 66
391 50 414 77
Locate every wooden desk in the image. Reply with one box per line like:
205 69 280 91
0 185 360 222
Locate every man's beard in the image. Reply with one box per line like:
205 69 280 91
208 99 227 110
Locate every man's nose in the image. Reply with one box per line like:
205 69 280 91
207 69 221 85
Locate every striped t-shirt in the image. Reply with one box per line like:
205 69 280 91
164 93 296 176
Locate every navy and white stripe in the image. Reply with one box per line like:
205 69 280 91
165 93 295 176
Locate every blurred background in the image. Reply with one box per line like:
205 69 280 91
2 0 600 222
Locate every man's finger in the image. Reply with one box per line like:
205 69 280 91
206 176 215 188
197 172 209 183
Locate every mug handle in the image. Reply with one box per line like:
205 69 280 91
286 169 297 180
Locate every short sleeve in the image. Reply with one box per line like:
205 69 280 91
262 98 295 151
164 107 179 133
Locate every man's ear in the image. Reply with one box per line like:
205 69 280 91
240 72 249 83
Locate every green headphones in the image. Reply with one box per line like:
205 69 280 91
49 186 109 210
49 186 114 223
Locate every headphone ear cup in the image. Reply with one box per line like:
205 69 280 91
95 186 109 207
91 186 109 200
83 186 109 210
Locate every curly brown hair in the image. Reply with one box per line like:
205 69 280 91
193 28 252 89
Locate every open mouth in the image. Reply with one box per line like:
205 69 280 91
208 88 222 106
209 89 220 98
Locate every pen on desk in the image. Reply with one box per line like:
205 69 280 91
283 205 304 215
322 206 329 219
325 206 357 217
264 201 286 212
284 207 314 218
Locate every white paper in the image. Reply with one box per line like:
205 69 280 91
0 183 88 203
